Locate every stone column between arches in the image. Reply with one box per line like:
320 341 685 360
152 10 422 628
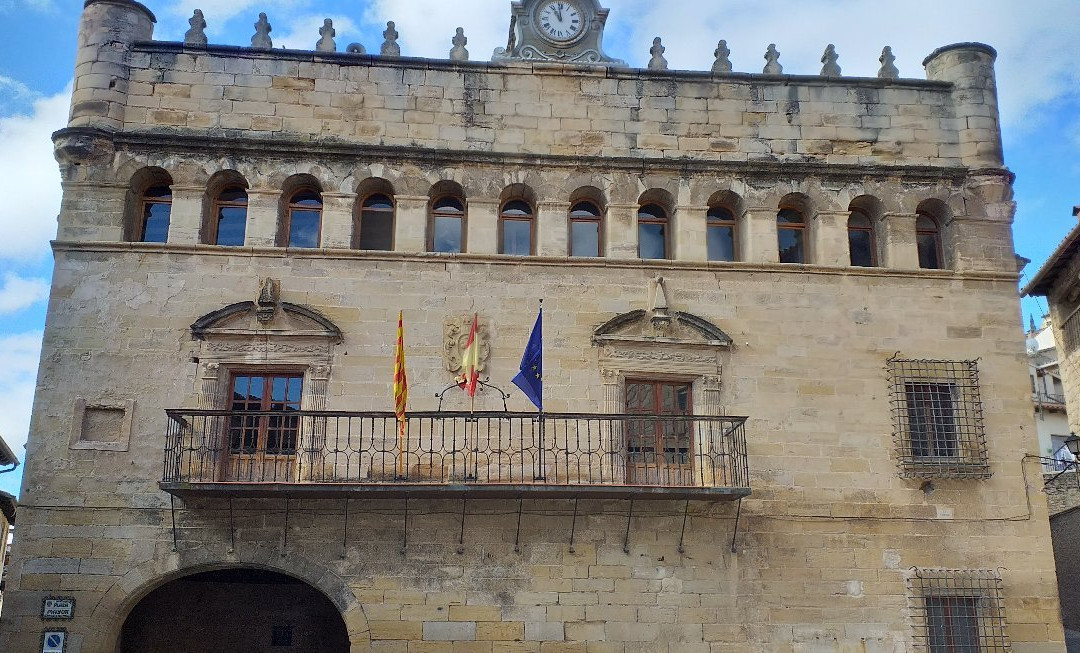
165 185 205 245
394 194 429 252
536 200 569 257
244 188 283 247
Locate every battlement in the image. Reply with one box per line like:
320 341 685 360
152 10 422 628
69 0 1003 169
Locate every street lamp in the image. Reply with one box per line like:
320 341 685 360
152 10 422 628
1066 433 1080 459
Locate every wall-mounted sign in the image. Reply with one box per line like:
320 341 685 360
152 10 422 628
42 597 75 620
42 630 67 653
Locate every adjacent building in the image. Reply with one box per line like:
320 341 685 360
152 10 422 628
1028 316 1072 470
0 0 1066 650
0 433 18 618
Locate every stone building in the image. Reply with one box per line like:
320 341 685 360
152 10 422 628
0 433 16 618
1027 317 1072 468
0 0 1066 650
1026 207 1080 434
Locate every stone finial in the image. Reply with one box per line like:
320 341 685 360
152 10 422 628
450 27 469 62
712 40 732 73
381 21 400 56
878 46 900 79
251 12 272 49
255 278 280 323
184 9 207 47
648 37 668 71
820 44 841 76
317 18 337 52
763 44 782 74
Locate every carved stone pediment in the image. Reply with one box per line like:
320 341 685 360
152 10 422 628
191 301 342 341
444 315 491 377
592 310 732 349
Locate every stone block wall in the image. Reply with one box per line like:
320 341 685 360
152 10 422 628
0 1 1062 651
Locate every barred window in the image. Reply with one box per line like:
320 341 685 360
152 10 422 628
887 357 989 478
910 569 1009 652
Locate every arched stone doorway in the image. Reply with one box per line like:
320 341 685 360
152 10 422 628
119 568 351 652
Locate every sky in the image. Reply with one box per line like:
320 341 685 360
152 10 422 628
0 0 1078 496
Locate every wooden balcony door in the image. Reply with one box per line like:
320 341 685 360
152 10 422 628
222 372 303 482
625 380 694 486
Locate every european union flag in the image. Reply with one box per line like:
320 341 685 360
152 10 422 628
512 307 543 411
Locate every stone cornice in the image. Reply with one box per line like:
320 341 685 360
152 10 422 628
50 240 1019 283
54 127 981 185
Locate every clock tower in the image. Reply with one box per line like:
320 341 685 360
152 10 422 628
493 0 625 66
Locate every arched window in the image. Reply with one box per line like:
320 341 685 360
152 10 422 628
847 209 876 267
777 207 805 263
707 206 737 262
210 187 248 247
638 204 668 259
916 214 943 269
139 185 172 243
499 199 534 255
356 193 394 250
569 201 602 257
283 188 322 248
430 196 465 253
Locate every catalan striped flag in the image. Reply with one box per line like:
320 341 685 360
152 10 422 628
459 313 480 398
393 310 408 423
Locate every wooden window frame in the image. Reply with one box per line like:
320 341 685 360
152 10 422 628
221 370 305 482
623 378 694 485
776 206 806 264
280 187 323 248
354 192 396 251
916 212 945 270
498 198 536 256
428 195 467 253
707 205 738 262
568 200 604 257
904 382 959 459
847 208 877 267
138 184 173 243
637 203 670 260
208 186 248 247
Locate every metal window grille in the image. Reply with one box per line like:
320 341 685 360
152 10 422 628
909 568 1009 652
1062 308 1080 355
887 357 989 478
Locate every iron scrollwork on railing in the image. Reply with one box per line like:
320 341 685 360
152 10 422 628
162 409 749 492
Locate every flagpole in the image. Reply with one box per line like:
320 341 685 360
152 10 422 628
538 298 545 481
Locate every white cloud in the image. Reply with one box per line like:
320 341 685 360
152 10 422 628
158 0 310 41
365 0 508 60
0 84 68 262
0 331 42 465
0 0 55 12
0 75 41 116
276 14 360 51
0 273 48 314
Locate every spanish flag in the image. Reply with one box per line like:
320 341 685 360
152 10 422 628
459 313 480 397
393 310 408 423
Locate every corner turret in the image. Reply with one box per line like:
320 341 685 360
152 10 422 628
923 43 1002 169
69 0 156 130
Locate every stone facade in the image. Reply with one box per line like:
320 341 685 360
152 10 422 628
0 1 1065 651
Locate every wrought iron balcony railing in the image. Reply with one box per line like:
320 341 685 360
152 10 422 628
161 410 750 501
1033 391 1066 406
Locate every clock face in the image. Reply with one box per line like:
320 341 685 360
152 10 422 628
536 1 585 43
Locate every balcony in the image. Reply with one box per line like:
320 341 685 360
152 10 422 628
1033 391 1067 407
160 410 750 501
